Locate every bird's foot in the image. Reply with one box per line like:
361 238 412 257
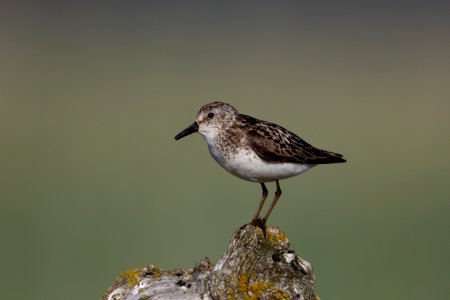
250 218 267 237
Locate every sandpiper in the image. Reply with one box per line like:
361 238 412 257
175 102 345 228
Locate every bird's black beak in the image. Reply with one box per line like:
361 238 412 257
174 122 198 140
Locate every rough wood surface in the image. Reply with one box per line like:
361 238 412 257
102 224 316 300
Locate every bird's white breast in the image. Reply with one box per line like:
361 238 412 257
207 144 314 183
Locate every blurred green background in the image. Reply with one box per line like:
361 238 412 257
1 1 449 299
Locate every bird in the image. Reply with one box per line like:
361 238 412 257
174 101 345 230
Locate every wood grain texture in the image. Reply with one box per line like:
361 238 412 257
102 224 317 300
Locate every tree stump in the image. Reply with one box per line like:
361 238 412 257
102 224 317 299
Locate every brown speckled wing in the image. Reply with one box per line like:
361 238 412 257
241 115 346 164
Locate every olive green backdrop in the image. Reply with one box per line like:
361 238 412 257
1 1 449 299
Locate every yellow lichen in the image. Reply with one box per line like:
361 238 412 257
236 273 291 300
266 228 288 245
118 268 141 287
273 288 291 299
238 274 250 294
116 265 164 288
256 227 264 238
228 287 236 300
248 280 269 299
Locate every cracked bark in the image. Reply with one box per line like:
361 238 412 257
102 224 317 300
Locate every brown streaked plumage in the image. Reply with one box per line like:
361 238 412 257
175 101 346 232
234 114 345 165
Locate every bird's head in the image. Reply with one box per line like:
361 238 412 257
174 102 238 141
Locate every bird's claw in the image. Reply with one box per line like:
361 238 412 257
251 218 267 237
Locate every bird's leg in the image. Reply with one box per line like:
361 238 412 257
251 183 268 225
261 180 282 226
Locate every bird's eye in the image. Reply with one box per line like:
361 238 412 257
207 112 214 119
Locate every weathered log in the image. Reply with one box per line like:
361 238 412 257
102 224 317 299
